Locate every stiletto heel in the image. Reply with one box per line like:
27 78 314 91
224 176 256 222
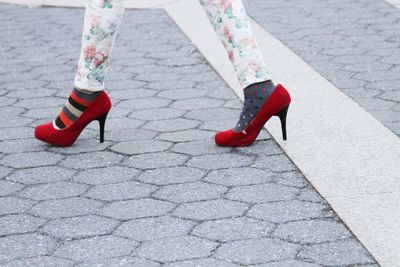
97 112 108 143
215 84 291 147
275 105 289 141
35 91 112 147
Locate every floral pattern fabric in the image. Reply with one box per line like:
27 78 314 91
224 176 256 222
74 0 270 91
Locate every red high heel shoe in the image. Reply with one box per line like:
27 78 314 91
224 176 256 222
215 84 291 147
34 91 112 147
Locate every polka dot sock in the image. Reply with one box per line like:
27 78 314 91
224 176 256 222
233 80 276 133
53 87 101 130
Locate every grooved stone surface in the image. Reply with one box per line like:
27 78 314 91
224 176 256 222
0 4 374 266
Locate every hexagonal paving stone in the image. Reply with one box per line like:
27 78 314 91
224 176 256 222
137 166 206 185
107 128 158 142
0 197 35 216
0 214 46 236
30 197 103 219
165 258 240 267
192 217 274 242
47 139 112 154
215 238 299 265
173 199 248 220
75 257 160 267
0 138 47 154
85 181 157 201
157 89 208 100
171 139 232 156
156 129 214 143
2 256 75 267
236 139 282 156
204 167 274 186
100 198 176 220
0 166 12 179
275 171 308 188
273 219 352 244
185 107 238 121
142 118 200 132
124 152 188 169
6 166 76 185
146 80 195 91
298 187 325 203
72 166 140 185
115 216 195 241
0 151 63 168
298 239 375 266
186 154 254 170
0 180 24 197
110 140 172 155
253 154 298 172
129 107 185 121
170 97 224 110
117 97 171 110
0 234 57 261
60 151 123 169
136 236 217 262
226 183 298 203
40 215 119 240
17 181 89 201
54 236 139 261
248 200 327 223
154 182 228 203
256 260 320 267
109 88 157 99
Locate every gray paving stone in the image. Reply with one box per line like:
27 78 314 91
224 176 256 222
60 151 123 169
0 233 57 261
248 200 327 223
0 214 46 236
0 151 63 168
40 215 119 240
110 140 172 155
185 108 238 121
254 260 320 267
115 216 195 241
18 181 88 201
109 88 157 100
298 187 325 203
253 154 297 173
0 180 24 196
226 183 298 203
192 217 274 242
2 256 75 267
0 197 35 216
72 166 140 185
136 236 217 262
100 198 176 220
0 138 47 154
236 139 282 156
298 239 374 266
165 258 240 267
138 166 206 185
204 167 274 186
76 257 160 267
142 118 200 132
85 181 157 201
0 127 33 140
146 80 196 91
30 197 103 219
173 199 248 220
170 97 224 110
274 171 309 188
124 152 188 169
102 117 145 131
157 129 214 143
129 107 185 121
0 166 11 179
273 219 351 244
215 238 299 265
54 236 138 261
171 139 232 156
117 97 171 110
107 128 157 142
158 89 208 100
186 154 254 170
47 139 112 154
154 182 228 203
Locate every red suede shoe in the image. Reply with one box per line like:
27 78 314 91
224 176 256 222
215 84 291 147
34 91 112 147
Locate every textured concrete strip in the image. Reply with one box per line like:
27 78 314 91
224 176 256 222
164 0 400 266
385 0 400 8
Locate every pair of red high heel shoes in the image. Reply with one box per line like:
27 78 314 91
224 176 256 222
35 84 291 147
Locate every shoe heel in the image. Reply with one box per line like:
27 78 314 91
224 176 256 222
97 112 108 143
275 105 289 141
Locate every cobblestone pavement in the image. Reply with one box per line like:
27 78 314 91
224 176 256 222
245 0 400 137
0 3 378 266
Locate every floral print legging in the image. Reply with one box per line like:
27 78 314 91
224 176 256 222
74 0 271 91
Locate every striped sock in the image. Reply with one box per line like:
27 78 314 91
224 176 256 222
53 87 101 130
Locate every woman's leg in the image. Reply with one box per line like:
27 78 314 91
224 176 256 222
199 0 277 132
54 0 125 129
